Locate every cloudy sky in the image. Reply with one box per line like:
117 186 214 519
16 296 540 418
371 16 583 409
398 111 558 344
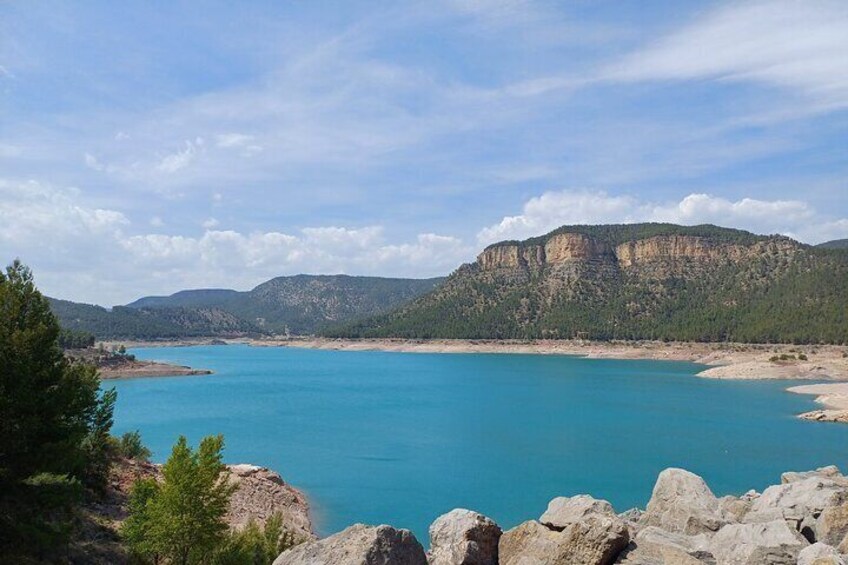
2 0 847 305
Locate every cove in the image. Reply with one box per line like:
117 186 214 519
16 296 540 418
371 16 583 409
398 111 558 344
112 345 848 542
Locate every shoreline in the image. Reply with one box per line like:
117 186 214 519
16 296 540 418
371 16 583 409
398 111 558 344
110 337 848 381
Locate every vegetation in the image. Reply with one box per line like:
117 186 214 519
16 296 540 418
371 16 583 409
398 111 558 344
0 260 117 557
58 328 96 349
214 514 301 565
49 275 444 339
123 435 235 564
328 224 848 344
118 430 153 462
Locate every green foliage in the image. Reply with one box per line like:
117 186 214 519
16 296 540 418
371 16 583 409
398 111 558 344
213 514 301 565
58 328 96 349
798 353 808 361
118 430 153 462
123 435 237 565
0 260 116 554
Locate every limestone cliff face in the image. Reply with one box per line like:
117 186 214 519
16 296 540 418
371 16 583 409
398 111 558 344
478 233 798 272
544 233 613 263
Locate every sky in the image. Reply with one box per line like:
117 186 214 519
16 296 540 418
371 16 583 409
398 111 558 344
2 0 847 306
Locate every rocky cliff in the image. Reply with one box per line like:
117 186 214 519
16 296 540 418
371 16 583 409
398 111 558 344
329 223 848 344
274 465 848 565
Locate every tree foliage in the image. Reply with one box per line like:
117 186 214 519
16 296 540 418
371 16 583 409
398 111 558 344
123 435 237 565
0 260 116 554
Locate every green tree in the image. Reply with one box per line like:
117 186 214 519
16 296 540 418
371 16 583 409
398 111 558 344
123 435 237 565
0 260 117 552
119 430 153 462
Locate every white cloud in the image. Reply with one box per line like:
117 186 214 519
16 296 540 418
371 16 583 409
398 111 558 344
0 179 470 305
478 189 847 246
215 133 254 148
607 0 848 109
202 217 220 229
155 138 204 174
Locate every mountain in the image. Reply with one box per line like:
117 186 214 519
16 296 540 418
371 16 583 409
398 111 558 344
817 238 848 250
327 223 848 344
49 298 259 339
50 275 444 339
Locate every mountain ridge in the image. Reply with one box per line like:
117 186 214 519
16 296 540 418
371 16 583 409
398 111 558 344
326 223 848 344
50 274 444 339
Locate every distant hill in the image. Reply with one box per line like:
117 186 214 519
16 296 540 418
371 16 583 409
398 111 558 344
326 223 848 344
50 275 444 339
817 238 848 250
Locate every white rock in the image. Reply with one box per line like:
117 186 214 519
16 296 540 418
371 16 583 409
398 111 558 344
640 468 725 535
429 508 501 565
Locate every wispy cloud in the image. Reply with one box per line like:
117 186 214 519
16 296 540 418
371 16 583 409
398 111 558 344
606 0 848 110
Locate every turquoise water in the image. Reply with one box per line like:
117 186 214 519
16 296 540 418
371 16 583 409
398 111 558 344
113 345 847 542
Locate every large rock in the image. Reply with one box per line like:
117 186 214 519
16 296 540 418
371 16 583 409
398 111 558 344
541 495 616 529
499 515 629 565
782 466 842 484
709 519 808 565
816 491 848 548
640 469 725 535
614 526 715 564
428 508 501 565
226 464 315 541
745 476 848 526
797 542 846 565
272 524 427 565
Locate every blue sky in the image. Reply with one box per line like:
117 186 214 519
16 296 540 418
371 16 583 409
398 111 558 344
2 0 847 305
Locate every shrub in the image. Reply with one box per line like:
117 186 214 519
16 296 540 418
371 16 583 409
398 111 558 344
213 513 302 564
118 430 152 462
798 353 808 361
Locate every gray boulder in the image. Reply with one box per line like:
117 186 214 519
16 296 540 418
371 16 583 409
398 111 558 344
782 466 842 485
499 515 629 565
541 495 616 529
614 526 715 564
428 509 501 565
640 469 725 535
745 476 848 526
816 491 848 549
272 523 427 565
797 542 846 565
708 519 808 565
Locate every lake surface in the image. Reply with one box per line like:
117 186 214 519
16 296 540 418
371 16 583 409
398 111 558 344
114 345 847 542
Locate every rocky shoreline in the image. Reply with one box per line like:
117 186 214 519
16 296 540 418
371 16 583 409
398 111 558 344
273 465 848 565
74 458 314 563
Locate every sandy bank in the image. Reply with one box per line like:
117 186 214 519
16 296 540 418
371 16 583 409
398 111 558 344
99 360 212 380
788 383 848 423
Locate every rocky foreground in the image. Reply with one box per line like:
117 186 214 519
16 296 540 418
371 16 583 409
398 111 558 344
273 465 848 565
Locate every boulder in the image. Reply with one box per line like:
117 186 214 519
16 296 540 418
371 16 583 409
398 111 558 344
745 476 848 526
718 495 750 524
817 491 848 548
797 542 846 565
614 526 715 564
428 509 501 565
709 519 808 565
272 523 427 565
541 495 616 529
499 516 629 565
640 469 725 535
782 466 842 484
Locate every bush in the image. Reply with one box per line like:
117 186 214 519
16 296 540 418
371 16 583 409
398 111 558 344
798 353 808 361
213 514 302 565
770 355 780 362
118 430 152 462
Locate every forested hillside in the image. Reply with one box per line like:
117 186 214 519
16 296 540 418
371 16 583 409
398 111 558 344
327 223 848 344
50 275 444 339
